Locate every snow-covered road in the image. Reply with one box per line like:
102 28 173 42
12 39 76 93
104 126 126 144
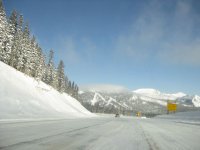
0 117 200 150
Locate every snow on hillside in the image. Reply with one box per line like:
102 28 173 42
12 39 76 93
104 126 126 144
91 93 107 105
0 61 94 119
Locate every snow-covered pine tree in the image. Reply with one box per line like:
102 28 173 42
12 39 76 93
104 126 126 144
0 0 12 64
57 60 65 93
52 67 58 89
8 10 18 67
71 81 76 97
0 0 6 62
73 84 79 99
23 22 32 75
44 50 58 88
15 15 24 71
34 43 45 80
67 80 72 95
30 36 37 77
64 75 69 93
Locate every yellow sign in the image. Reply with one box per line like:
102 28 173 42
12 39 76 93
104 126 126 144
136 112 141 117
167 102 177 111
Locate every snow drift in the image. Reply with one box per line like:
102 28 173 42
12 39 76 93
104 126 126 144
0 61 94 119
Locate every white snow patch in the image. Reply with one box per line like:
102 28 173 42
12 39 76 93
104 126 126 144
91 93 107 105
106 97 116 106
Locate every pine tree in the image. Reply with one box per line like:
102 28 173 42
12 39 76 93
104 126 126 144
23 22 32 75
8 10 18 67
68 80 72 95
64 76 69 93
0 0 11 64
30 36 37 76
15 15 24 71
34 43 45 80
74 84 79 99
44 50 57 88
57 60 65 93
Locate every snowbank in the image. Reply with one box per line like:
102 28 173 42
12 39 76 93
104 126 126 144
0 61 95 119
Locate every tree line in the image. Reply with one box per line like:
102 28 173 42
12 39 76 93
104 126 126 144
0 0 79 99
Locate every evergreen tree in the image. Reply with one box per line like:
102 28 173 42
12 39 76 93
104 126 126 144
74 84 79 99
30 36 37 76
44 50 57 88
57 60 65 93
0 0 11 63
15 15 24 71
23 22 32 75
64 76 69 93
68 80 72 95
33 42 45 80
8 10 18 67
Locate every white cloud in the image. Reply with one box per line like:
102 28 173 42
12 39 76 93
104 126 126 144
116 0 200 66
158 39 200 65
80 84 130 93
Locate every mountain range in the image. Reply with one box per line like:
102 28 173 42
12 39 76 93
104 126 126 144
78 87 200 116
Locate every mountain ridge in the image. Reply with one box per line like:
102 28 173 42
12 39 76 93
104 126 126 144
78 88 200 115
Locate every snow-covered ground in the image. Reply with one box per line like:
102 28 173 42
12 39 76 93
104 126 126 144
0 61 94 119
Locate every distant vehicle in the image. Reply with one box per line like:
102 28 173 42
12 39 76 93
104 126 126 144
115 113 120 117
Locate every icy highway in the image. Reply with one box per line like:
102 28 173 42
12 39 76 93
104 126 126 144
0 116 200 150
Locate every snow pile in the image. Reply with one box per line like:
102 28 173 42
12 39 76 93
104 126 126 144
0 61 94 119
192 95 200 107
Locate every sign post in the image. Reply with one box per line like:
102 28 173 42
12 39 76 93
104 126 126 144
167 101 177 114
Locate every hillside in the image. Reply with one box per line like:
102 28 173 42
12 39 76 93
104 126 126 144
0 61 94 119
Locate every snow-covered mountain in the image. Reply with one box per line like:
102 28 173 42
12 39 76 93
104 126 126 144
79 87 200 115
0 61 94 119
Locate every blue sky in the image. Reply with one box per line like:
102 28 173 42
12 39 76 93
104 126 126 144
4 0 200 95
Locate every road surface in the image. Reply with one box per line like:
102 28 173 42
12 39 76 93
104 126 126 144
0 116 200 150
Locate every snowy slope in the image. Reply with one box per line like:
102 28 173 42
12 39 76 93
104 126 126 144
0 61 94 119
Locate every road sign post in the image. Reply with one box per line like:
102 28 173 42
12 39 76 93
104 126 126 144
167 101 177 114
